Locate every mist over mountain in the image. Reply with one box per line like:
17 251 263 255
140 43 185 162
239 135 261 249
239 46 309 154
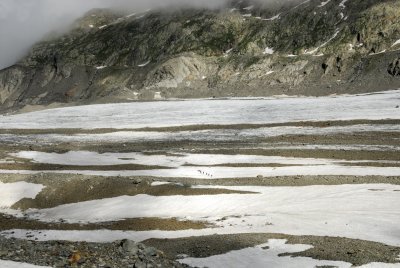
0 0 250 69
0 0 399 111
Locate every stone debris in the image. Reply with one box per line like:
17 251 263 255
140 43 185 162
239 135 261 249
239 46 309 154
0 236 191 268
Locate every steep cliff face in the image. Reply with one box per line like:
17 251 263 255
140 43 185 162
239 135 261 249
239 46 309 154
1 0 399 111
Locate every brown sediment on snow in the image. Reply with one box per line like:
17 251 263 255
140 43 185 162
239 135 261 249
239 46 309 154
0 213 211 232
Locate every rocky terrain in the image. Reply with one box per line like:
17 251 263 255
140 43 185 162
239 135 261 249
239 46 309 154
0 236 190 268
0 0 399 112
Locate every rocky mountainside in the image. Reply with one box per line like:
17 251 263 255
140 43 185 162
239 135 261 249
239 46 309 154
0 0 400 111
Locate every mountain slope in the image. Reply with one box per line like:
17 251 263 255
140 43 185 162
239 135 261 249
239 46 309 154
0 0 399 111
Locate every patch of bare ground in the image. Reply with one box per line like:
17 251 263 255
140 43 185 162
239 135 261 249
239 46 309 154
144 233 400 266
0 213 211 231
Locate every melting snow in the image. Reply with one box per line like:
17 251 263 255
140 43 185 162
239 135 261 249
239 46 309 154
339 0 348 9
0 181 44 208
292 0 311 10
151 181 184 187
243 5 254 10
126 12 137 18
305 30 340 54
263 47 274 55
10 150 400 178
138 61 150 67
318 0 332 7
13 184 400 246
181 240 400 268
392 39 400 47
3 165 400 178
10 151 382 168
0 260 50 268
263 14 281 21
225 48 233 54
1 90 399 130
181 239 351 268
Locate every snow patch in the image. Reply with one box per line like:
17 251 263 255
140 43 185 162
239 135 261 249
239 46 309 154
243 5 254 10
15 184 400 246
126 13 137 18
151 181 184 187
262 13 281 21
392 39 400 47
4 165 400 179
0 260 50 268
292 0 311 10
0 90 399 130
12 151 400 179
180 239 351 268
225 48 233 54
138 61 150 67
263 47 274 55
318 0 332 7
0 181 44 208
305 30 340 54
339 0 348 9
